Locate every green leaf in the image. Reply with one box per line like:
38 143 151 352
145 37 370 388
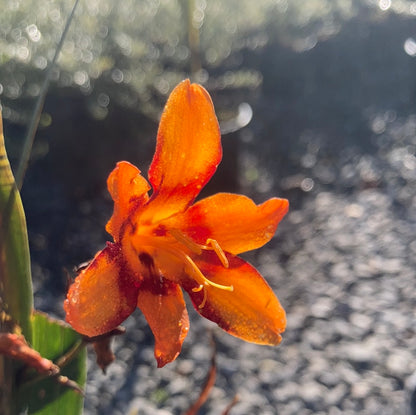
0 112 33 340
0 111 34 415
21 312 87 415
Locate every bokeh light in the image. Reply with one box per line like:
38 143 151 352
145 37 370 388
2 1 416 415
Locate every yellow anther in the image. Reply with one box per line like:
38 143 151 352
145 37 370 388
169 229 229 268
191 284 207 309
199 288 208 309
206 238 229 268
184 253 233 292
136 230 233 310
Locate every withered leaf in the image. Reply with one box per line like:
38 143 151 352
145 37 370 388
0 333 58 375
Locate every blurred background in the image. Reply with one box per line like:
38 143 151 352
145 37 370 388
1 0 416 414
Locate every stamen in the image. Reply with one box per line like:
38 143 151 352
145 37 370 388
192 284 204 292
191 284 207 309
206 238 229 268
192 284 207 310
184 253 233 292
199 288 208 309
170 229 229 268
135 231 233 310
169 228 202 255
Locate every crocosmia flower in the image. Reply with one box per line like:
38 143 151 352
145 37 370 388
64 79 289 367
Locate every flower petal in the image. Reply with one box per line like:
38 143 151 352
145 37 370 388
182 252 285 345
64 243 140 337
143 79 222 223
106 161 151 240
165 193 289 255
137 278 189 367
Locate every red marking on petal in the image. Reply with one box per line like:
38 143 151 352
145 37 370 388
163 193 289 255
142 80 222 223
137 278 189 367
64 243 140 337
183 252 285 345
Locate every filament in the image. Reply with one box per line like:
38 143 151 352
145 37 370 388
192 284 208 309
206 238 229 268
169 228 202 254
169 229 229 268
133 230 233 310
183 253 233 292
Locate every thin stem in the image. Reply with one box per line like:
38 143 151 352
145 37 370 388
15 0 80 191
18 339 86 390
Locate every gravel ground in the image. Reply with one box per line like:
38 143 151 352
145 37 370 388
59 111 415 415
24 11 416 415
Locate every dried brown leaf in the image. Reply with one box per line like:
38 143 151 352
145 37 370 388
221 394 240 415
84 326 126 373
92 336 115 374
182 340 217 415
56 375 84 395
0 333 59 375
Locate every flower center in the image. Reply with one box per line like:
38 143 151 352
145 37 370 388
169 229 229 268
168 229 233 309
132 227 233 309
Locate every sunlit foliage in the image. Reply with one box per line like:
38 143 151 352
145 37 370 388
0 0 414 121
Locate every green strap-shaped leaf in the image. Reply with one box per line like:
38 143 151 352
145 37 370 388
21 311 86 415
0 111 33 340
0 111 34 415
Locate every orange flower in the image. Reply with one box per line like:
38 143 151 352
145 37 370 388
64 80 288 367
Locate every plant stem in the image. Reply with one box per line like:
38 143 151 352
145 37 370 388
15 0 80 191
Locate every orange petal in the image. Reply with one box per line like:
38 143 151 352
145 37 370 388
137 278 189 367
64 243 140 337
182 252 285 345
165 193 289 255
142 79 222 223
106 161 151 240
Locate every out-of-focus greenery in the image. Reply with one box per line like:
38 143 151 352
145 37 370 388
2 0 413 123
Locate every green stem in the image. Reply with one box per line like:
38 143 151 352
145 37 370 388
15 0 80 191
186 0 202 76
18 339 85 391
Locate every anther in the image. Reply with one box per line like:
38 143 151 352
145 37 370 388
206 238 229 268
184 253 233 292
192 284 208 309
169 229 229 268
199 288 208 309
192 284 204 293
136 230 233 310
